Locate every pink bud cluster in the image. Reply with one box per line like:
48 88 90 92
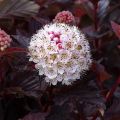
53 11 75 24
0 29 12 51
48 31 63 49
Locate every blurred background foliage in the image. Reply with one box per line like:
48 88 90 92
0 0 120 120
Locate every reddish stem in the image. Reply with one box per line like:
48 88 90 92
92 76 120 120
92 112 99 120
92 110 104 120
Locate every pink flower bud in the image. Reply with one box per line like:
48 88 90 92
0 28 12 51
53 11 75 25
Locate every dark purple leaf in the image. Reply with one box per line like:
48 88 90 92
98 0 110 20
21 112 48 120
12 35 30 48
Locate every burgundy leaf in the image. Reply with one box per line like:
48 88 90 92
0 47 28 57
21 112 48 120
92 62 111 83
111 21 120 39
73 8 86 17
74 0 88 4
89 0 99 6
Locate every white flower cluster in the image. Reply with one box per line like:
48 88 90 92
28 23 92 85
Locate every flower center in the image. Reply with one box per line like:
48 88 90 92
48 31 63 49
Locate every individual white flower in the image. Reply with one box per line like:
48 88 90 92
28 23 92 85
59 49 71 63
35 63 44 75
62 79 73 85
63 39 75 50
51 79 58 85
57 62 65 75
56 74 63 82
44 66 57 79
44 43 58 54
47 53 58 64
65 59 78 74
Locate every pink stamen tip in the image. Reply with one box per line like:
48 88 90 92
51 38 54 41
48 31 54 34
51 31 54 34
58 43 63 49
56 40 62 44
48 32 51 34
49 34 54 39
55 34 60 38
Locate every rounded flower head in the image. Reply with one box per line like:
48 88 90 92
53 11 75 24
0 28 12 51
28 23 92 85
